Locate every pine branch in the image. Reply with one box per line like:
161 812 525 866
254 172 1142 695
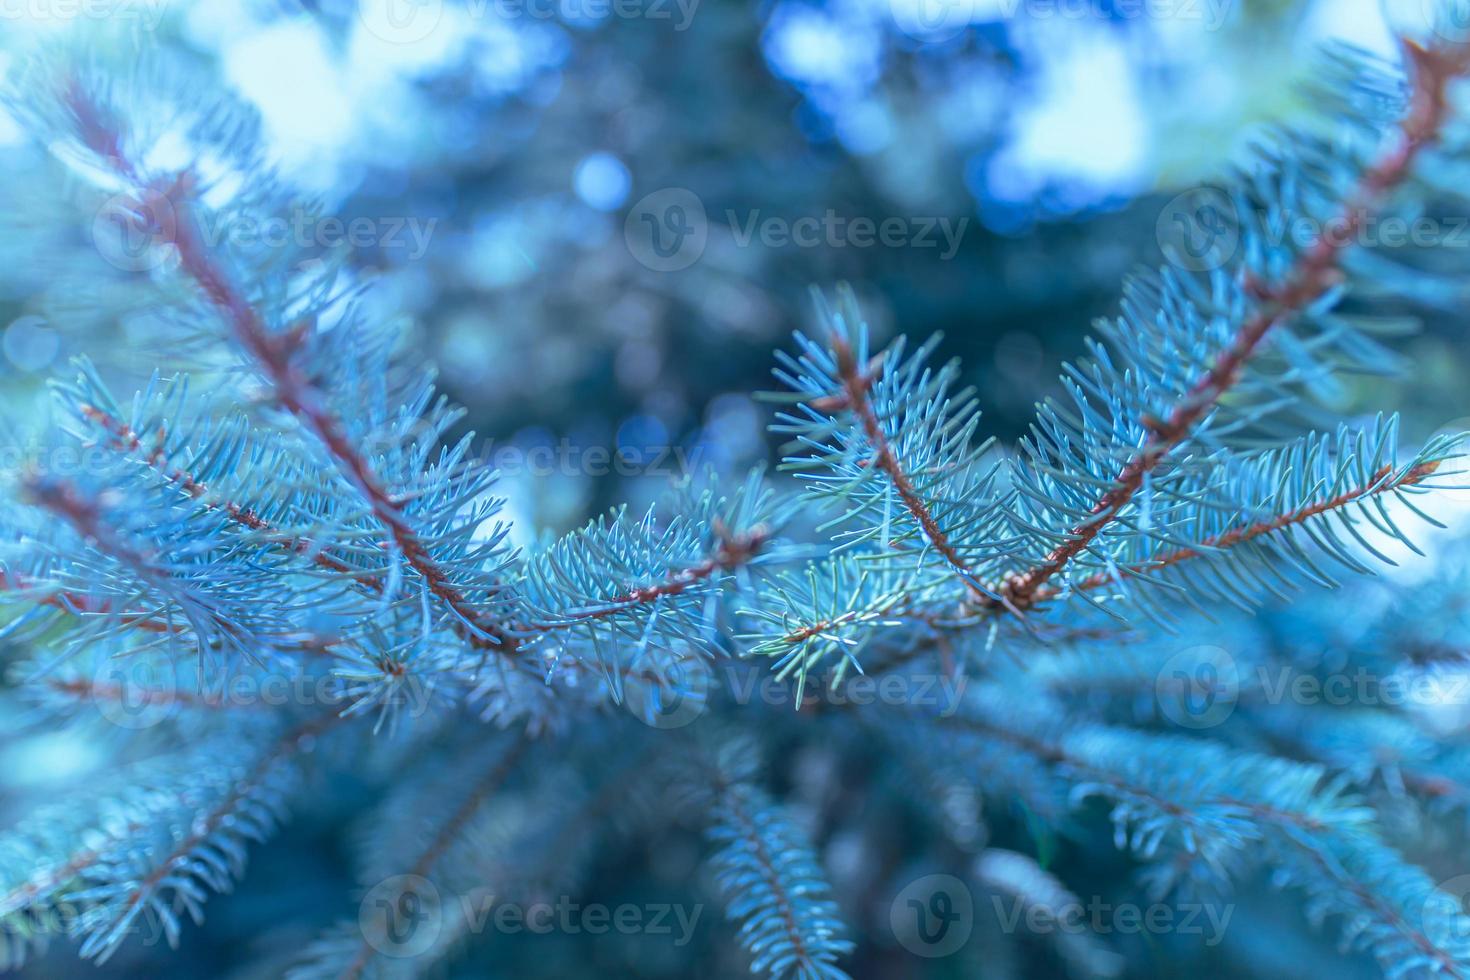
59 84 519 659
73 710 342 962
707 782 852 980
939 693 1470 977
1056 453 1449 602
75 396 377 588
823 325 982 594
990 41 1470 614
693 735 852 980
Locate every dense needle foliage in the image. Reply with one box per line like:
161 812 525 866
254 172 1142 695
7 9 1470 980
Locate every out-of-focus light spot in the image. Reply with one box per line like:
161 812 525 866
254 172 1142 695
617 414 669 453
221 22 353 184
347 4 469 76
471 21 541 94
1312 0 1399 57
0 107 20 148
183 0 260 49
574 152 631 211
983 29 1147 213
440 311 497 387
762 4 881 92
701 393 762 466
0 732 101 788
834 101 894 155
3 315 57 373
142 127 193 174
464 212 541 288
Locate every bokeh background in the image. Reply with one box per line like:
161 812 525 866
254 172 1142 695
1 0 1468 976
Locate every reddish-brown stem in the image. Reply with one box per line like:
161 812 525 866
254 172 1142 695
533 526 770 631
79 403 383 590
168 194 516 655
825 335 984 597
1051 459 1443 600
63 85 517 658
19 475 346 656
991 42 1470 613
0 566 342 656
0 567 171 634
25 475 155 582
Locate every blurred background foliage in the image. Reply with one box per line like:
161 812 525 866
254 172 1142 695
2 0 1460 542
0 2 1467 976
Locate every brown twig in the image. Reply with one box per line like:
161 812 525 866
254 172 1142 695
989 41 1470 613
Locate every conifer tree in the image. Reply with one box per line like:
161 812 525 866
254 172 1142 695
5 10 1470 980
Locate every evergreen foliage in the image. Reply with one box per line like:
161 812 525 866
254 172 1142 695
6 14 1470 980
